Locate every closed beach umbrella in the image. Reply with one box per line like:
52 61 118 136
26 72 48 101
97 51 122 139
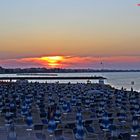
55 106 61 123
26 113 33 127
76 109 82 122
5 111 13 126
100 112 111 131
131 116 140 134
47 117 56 135
21 102 28 117
75 120 84 140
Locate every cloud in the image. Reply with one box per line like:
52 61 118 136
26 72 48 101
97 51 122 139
0 55 140 69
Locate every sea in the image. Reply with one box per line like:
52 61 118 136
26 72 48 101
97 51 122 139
0 72 140 92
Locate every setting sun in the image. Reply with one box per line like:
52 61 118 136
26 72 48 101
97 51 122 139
40 56 64 68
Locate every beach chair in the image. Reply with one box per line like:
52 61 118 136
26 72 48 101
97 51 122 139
7 132 17 140
85 125 94 133
84 124 99 139
7 126 17 140
107 136 119 140
65 123 76 129
34 124 46 140
0 127 8 140
41 119 48 125
35 133 46 140
40 112 47 118
119 133 131 140
84 120 93 126
34 124 44 131
54 129 64 140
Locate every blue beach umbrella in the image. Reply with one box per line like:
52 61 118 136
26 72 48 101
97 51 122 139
75 120 84 140
131 116 140 134
100 112 111 131
71 96 76 106
0 101 3 113
21 102 28 117
26 113 33 127
76 111 83 122
9 102 16 118
132 104 140 117
117 108 127 124
62 101 68 114
55 106 61 123
59 97 64 106
85 98 90 109
47 117 57 135
5 111 13 126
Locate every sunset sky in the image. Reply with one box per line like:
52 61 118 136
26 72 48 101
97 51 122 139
0 0 140 69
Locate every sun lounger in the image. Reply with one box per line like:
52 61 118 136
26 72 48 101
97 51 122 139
85 125 94 133
54 129 64 140
34 124 44 131
119 133 131 140
35 133 46 140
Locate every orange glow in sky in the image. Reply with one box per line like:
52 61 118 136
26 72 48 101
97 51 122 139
40 56 64 68
0 55 140 69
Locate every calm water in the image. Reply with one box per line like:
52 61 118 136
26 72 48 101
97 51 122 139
0 72 140 91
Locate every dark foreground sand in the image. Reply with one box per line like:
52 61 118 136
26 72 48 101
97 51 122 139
0 81 140 140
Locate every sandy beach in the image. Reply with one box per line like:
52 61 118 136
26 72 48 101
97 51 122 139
0 81 140 140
